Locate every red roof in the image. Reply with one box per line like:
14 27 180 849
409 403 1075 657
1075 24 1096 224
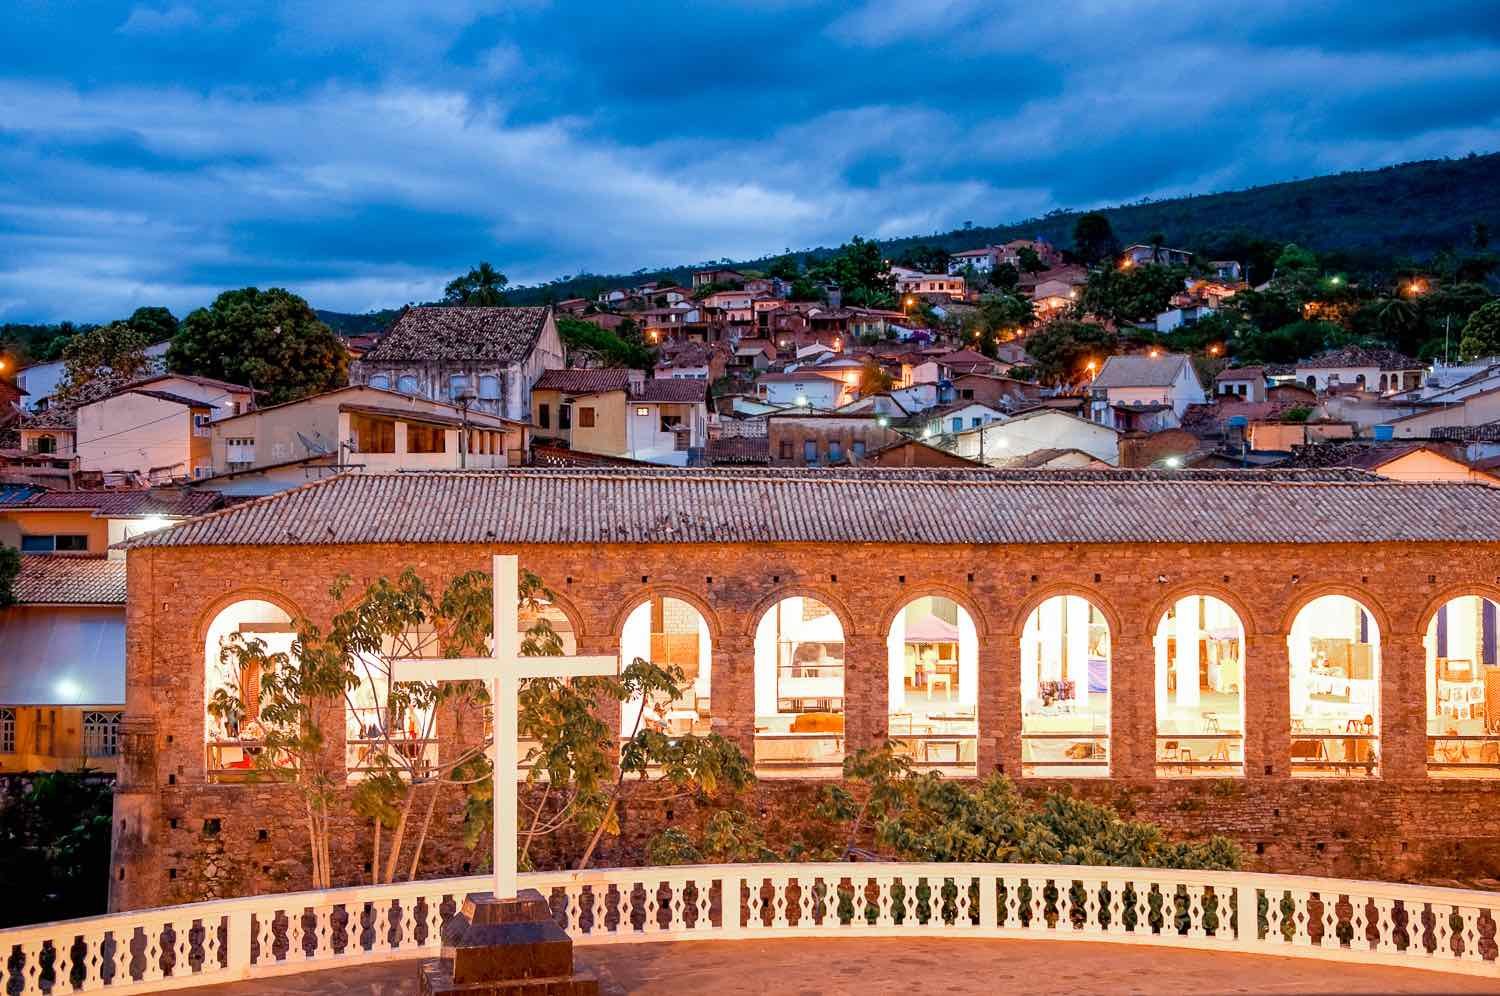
533 368 632 394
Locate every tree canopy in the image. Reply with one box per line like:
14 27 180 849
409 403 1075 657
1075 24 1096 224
444 262 510 306
808 236 894 308
1072 211 1119 265
1079 264 1188 326
556 316 655 369
1024 319 1118 385
168 287 348 405
1459 300 1500 361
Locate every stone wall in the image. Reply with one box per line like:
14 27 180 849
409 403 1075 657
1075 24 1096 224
111 538 1500 910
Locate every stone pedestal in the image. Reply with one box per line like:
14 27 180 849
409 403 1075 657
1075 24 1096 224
419 890 599 996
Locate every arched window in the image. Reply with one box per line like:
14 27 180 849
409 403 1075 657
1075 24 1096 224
887 596 976 773
754 596 845 774
368 374 391 390
396 375 420 395
620 597 712 738
1020 595 1110 777
1305 375 1317 390
1425 594 1500 777
1288 595 1380 777
204 599 297 782
1154 596 1245 777
345 646 439 783
478 375 501 401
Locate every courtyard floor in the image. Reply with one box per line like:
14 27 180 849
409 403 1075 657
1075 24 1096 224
173 937 1499 995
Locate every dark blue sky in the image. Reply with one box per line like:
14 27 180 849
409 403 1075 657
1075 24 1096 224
2 1 1497 321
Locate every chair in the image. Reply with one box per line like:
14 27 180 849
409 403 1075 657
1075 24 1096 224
929 673 953 700
1201 712 1221 733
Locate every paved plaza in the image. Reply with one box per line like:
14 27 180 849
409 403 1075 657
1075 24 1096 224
174 938 1500 995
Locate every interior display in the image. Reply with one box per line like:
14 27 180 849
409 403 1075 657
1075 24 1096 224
1020 594 1111 778
1288 594 1381 777
1425 595 1500 776
886 596 978 771
1154 596 1246 777
754 596 847 770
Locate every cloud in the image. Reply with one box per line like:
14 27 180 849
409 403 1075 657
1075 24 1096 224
0 0 1497 321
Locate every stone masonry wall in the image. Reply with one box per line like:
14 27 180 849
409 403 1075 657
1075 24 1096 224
112 539 1500 910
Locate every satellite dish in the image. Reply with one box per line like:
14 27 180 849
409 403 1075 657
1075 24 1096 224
298 432 330 456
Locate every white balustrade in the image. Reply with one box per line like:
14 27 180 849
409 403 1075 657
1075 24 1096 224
2 864 1498 992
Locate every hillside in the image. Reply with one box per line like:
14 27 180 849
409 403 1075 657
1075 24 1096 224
494 152 1500 307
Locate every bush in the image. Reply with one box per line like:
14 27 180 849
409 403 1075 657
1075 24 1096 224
0 770 115 926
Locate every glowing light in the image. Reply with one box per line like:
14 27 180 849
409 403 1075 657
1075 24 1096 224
877 416 890 427
55 678 81 701
1149 349 1161 358
922 427 933 439
796 395 807 407
137 515 170 534
1165 456 1182 469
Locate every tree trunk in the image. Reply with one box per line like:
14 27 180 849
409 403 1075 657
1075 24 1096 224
407 782 441 881
305 800 321 890
383 787 416 884
372 817 383 887
520 783 551 866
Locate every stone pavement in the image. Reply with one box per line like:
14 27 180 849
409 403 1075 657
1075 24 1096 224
173 938 1499 995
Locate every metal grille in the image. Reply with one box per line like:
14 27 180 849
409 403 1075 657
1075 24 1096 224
83 710 122 757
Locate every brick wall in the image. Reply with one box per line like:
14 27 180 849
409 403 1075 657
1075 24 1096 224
111 538 1500 910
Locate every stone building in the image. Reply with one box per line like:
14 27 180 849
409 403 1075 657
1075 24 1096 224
351 306 564 422
109 466 1500 910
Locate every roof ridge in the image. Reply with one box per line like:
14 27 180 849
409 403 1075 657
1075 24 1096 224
115 470 357 550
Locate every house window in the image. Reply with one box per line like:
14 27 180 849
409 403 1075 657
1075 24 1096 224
579 407 596 428
193 413 211 435
368 375 390 390
803 440 818 464
960 389 974 400
396 375 420 395
20 534 88 553
852 441 866 459
660 414 684 434
560 404 572 431
779 440 793 460
33 434 56 454
83 711 122 757
636 407 651 417
350 414 396 454
829 441 843 462
538 403 551 429
971 417 983 428
0 708 13 753
449 375 470 399
478 375 501 400
226 437 255 466
406 423 446 454
951 417 963 432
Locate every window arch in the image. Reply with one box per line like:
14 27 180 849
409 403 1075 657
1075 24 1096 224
1154 595 1245 777
887 595 976 773
203 599 297 782
368 374 391 390
754 595 845 775
1425 594 1500 777
1020 594 1110 777
1288 594 1380 777
396 374 420 395
620 596 712 738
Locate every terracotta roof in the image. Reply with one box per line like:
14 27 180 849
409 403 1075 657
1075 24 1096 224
993 447 1103 469
363 306 551 364
2 488 223 517
528 445 654 468
118 467 1500 549
132 373 257 395
119 389 215 408
533 368 632 394
707 436 771 465
19 408 77 430
1296 347 1423 372
1216 367 1266 381
630 379 708 404
13 556 127 605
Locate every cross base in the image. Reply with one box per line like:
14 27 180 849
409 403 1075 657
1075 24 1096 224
419 891 599 996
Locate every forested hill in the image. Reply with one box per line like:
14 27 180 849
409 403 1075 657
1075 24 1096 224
499 152 1500 306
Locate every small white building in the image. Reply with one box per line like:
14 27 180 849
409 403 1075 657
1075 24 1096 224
755 370 850 410
1122 244 1193 267
951 408 1121 466
1293 347 1425 396
1088 353 1207 430
913 401 1007 439
1155 303 1216 333
16 341 171 413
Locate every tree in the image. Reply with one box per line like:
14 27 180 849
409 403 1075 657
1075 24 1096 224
991 262 1020 293
765 254 802 281
896 244 950 274
977 292 1034 337
1078 264 1187 326
556 316 654 369
1024 319 1117 385
1016 246 1045 276
1459 300 1500 360
444 262 510 306
1146 232 1167 264
1273 243 1319 277
125 306 179 343
856 357 893 397
1234 320 1340 366
0 545 18 608
169 288 348 405
52 321 154 406
1072 211 1118 265
809 236 894 308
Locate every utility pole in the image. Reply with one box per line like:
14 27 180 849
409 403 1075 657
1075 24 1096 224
457 391 476 469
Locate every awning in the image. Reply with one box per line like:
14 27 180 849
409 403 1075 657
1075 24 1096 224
905 615 960 643
0 606 125 705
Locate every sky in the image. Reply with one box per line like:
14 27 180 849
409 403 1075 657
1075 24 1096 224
2 1 1498 323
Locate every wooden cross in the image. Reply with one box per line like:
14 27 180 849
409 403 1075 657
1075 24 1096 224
392 554 617 899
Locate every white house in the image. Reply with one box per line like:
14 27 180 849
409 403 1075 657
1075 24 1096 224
951 408 1121 466
754 370 849 410
75 373 258 483
1088 353 1207 430
913 401 1007 439
16 341 172 413
1293 347 1425 396
1122 244 1193 267
1155 303 1216 333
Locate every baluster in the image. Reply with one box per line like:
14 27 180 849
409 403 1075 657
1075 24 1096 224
1371 897 1398 954
20 939 44 996
1138 884 1158 936
50 935 75 995
425 898 443 951
794 875 814 929
1184 886 1205 940
1264 889 1286 946
80 929 106 989
1105 880 1125 936
1003 877 1022 930
370 900 391 954
1081 879 1102 935
954 876 973 928
1430 903 1453 961
1289 889 1313 947
902 876 920 927
642 879 661 934
1028 879 1047 932
313 905 333 959
771 876 790 929
1317 893 1338 949
1055 879 1074 933
695 878 713 932
142 922 166 981
745 877 764 931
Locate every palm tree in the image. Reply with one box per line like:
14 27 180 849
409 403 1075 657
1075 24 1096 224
1147 232 1166 264
444 262 509 306
1376 296 1419 342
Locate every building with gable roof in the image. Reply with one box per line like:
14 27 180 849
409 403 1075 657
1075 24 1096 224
1088 353 1208 430
351 306 564 422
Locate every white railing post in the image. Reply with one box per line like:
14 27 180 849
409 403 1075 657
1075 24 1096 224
979 871 997 930
226 907 253 977
1233 884 1257 952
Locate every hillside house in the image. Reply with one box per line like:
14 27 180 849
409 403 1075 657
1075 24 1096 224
352 306 564 422
1294 347 1425 396
1088 353 1207 431
952 408 1121 466
531 369 708 466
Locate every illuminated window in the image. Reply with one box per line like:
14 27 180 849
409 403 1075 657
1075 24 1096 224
1020 595 1111 777
83 711 122 757
1154 596 1245 778
406 423 446 453
1288 595 1380 777
350 414 395 454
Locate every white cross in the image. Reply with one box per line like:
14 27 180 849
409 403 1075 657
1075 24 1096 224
392 554 617 899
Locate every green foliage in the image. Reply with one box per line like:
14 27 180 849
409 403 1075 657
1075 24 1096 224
169 287 348 404
991 262 1020 292
53 321 153 404
827 745 1241 871
857 357 893 397
896 244 950 274
1016 246 1045 275
1024 319 1118 385
124 306 178 343
1072 211 1119 264
1233 320 1341 365
1459 300 1500 360
0 770 114 926
807 236 895 308
1280 406 1313 423
765 254 802 281
647 809 780 866
556 316 655 369
1080 264 1188 326
1274 242 1319 275
0 544 18 608
444 262 509 306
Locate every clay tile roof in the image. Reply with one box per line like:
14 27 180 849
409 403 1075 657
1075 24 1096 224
13 556 127 605
630 379 708 404
1091 353 1195 389
119 467 1500 549
1215 366 1265 381
1297 347 1423 372
363 306 551 364
120 389 216 408
533 368 632 394
4 488 224 517
707 436 771 465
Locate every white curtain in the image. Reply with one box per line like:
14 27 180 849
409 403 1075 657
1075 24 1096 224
887 608 906 715
958 608 978 707
620 602 652 735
